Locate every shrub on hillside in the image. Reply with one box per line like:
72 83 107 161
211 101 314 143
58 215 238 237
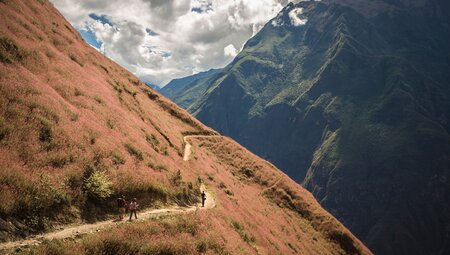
0 37 25 64
83 169 113 199
124 143 144 161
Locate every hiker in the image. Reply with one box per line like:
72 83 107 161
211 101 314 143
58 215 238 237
129 198 139 220
201 191 206 207
117 195 127 220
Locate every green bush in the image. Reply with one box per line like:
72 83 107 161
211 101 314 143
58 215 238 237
83 170 113 199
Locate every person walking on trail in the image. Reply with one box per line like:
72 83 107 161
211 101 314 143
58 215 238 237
117 195 127 220
201 191 206 207
129 198 139 220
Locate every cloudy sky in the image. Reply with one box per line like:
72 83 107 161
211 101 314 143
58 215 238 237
50 0 294 86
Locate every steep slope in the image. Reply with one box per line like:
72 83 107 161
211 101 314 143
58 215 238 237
166 1 450 254
160 69 220 109
0 0 371 254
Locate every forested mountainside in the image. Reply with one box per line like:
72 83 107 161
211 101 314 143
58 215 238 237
0 0 371 254
164 0 450 254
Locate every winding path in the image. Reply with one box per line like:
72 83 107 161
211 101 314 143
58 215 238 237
183 135 222 161
0 134 217 253
183 135 284 198
1 134 283 253
1 185 214 252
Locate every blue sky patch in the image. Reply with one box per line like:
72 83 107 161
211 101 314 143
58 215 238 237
88 13 114 26
160 51 171 58
78 28 102 50
191 2 213 13
191 7 203 13
145 45 171 58
145 28 159 36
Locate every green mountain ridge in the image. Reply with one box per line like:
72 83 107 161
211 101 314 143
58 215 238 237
160 69 220 109
164 1 450 254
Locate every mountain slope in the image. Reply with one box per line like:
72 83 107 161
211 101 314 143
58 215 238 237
160 69 220 109
166 1 450 254
144 82 160 91
0 0 371 254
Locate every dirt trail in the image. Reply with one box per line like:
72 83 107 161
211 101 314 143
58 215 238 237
183 135 222 161
0 185 215 253
184 135 283 197
1 135 220 252
260 174 283 196
0 134 282 253
183 141 192 161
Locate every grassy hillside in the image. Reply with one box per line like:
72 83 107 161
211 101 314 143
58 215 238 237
166 1 450 254
0 0 371 254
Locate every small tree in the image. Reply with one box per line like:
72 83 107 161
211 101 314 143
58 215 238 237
83 171 113 199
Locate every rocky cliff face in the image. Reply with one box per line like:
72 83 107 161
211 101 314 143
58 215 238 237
165 1 450 254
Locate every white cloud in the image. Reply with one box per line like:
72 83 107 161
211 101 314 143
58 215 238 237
224 44 238 58
289 7 307 26
50 0 291 86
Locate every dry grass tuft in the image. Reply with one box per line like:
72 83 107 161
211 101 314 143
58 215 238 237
124 143 144 161
0 37 26 63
